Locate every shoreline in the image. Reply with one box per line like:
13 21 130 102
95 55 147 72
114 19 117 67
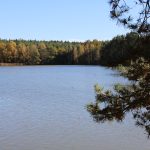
0 63 23 66
0 63 103 67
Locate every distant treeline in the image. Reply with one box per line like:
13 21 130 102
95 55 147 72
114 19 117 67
0 32 149 66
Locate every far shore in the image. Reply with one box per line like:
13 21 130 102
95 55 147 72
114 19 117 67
0 63 23 66
0 63 104 67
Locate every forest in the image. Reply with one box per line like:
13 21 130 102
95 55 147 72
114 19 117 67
0 32 149 66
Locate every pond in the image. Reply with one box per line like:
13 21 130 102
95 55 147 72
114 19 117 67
0 66 149 150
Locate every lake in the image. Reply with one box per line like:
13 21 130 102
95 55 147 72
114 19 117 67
0 66 149 150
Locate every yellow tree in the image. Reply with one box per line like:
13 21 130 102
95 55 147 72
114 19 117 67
17 43 27 63
5 41 17 62
0 41 6 62
27 44 41 65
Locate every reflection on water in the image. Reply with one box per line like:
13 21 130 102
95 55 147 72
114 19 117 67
87 59 150 138
0 66 150 150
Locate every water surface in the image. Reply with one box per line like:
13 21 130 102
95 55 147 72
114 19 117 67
0 66 149 150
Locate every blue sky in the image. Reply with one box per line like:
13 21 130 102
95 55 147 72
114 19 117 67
0 0 129 41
